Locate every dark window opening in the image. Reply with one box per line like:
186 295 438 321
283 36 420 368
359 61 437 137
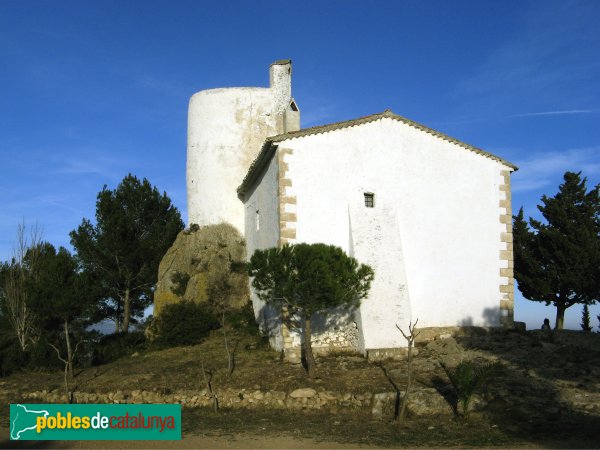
289 100 299 112
364 193 375 208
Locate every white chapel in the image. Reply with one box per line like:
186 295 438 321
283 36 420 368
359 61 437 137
186 60 517 358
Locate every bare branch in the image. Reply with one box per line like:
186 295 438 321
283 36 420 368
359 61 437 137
201 360 218 412
396 318 419 423
3 221 42 350
48 343 68 365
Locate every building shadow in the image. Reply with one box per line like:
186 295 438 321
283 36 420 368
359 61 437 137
446 324 600 447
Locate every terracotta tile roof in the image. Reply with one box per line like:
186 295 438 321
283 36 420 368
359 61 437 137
237 110 518 195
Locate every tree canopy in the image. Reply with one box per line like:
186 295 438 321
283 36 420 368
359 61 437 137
29 244 95 325
248 243 374 377
70 174 184 332
28 243 97 377
513 171 600 329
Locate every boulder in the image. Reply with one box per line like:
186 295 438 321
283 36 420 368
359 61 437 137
289 388 317 398
154 223 249 315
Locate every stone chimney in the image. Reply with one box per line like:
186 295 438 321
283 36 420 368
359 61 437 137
269 60 292 112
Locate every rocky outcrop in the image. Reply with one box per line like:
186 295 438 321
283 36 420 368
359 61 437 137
153 223 249 315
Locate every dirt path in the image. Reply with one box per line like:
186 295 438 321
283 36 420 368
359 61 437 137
1 428 374 449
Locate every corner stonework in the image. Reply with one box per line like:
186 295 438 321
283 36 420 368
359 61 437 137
499 169 515 327
277 147 299 361
277 147 297 247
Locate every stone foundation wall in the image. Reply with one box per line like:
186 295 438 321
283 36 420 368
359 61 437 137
311 321 360 349
23 386 456 417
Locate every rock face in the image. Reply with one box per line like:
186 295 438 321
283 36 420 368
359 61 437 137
154 223 249 315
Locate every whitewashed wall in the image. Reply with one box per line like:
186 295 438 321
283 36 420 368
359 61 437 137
277 117 511 351
187 62 293 231
242 153 283 349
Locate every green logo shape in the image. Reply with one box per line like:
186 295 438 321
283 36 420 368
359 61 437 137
10 404 181 440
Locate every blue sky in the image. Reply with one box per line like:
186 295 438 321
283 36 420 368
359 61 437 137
1 0 599 330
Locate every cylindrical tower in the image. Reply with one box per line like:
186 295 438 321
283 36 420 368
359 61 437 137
187 60 297 231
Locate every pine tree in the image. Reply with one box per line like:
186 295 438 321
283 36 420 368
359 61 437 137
29 244 97 377
248 243 374 378
513 172 600 330
70 174 184 332
581 304 592 332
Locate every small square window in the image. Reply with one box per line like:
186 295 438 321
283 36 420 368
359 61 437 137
364 193 374 208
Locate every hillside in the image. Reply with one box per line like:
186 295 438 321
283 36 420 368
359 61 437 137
1 327 600 448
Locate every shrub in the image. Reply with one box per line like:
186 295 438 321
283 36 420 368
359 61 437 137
150 301 220 348
224 301 259 336
26 337 64 370
170 271 190 297
0 337 27 377
442 360 500 417
92 331 146 365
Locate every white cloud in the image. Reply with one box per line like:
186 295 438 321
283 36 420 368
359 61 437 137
510 109 599 118
512 146 600 192
54 155 125 178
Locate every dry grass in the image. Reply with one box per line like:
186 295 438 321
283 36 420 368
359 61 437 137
0 331 396 399
2 329 600 448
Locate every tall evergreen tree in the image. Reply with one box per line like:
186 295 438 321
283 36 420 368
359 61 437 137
28 244 96 377
581 304 592 332
513 172 600 329
70 174 184 332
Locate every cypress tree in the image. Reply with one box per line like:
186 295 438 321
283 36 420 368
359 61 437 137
513 172 599 330
581 304 592 332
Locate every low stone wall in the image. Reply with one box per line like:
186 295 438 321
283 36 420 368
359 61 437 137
23 386 458 417
283 326 500 363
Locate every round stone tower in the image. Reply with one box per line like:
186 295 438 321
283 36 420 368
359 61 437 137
187 60 299 231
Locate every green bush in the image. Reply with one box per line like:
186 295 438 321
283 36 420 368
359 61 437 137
92 331 146 365
224 301 259 336
0 337 27 377
150 301 220 348
442 360 500 417
0 328 102 374
26 337 64 370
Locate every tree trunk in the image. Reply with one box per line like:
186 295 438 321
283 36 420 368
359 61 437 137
64 319 73 379
63 356 71 403
398 339 412 421
555 304 566 330
123 288 131 333
304 316 316 378
222 313 234 376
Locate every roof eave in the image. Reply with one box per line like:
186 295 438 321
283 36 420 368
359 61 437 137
238 110 518 196
237 140 277 197
266 110 517 170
